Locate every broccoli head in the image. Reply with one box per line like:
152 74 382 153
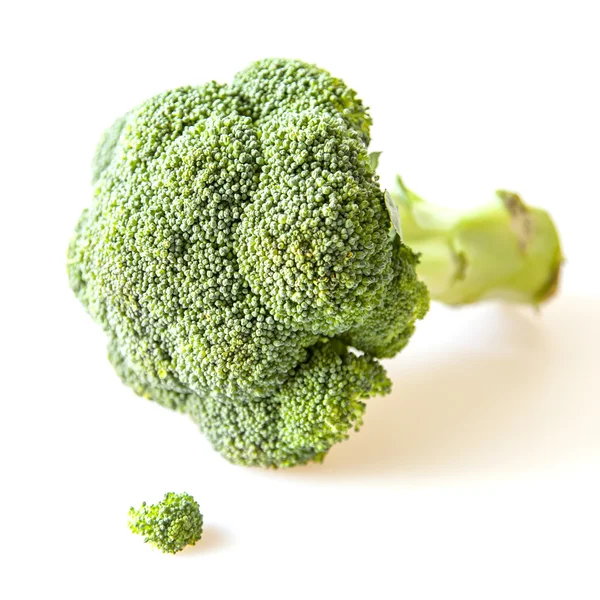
67 58 429 468
128 492 203 554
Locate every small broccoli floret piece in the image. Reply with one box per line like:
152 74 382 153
128 492 203 554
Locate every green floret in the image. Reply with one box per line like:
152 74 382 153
340 238 429 357
187 341 391 467
128 492 203 554
235 110 393 335
67 58 429 468
91 114 128 183
231 58 372 141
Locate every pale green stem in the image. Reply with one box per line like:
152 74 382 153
388 177 563 306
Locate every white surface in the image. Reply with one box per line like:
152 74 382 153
2 1 599 598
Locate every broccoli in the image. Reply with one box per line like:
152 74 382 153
128 492 203 554
67 58 561 468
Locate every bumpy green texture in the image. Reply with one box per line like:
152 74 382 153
67 59 428 467
128 492 203 554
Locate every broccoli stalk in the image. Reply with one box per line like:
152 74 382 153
388 177 562 306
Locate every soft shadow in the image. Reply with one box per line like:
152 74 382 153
179 525 231 555
276 296 600 481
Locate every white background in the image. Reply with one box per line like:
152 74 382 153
1 1 599 598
